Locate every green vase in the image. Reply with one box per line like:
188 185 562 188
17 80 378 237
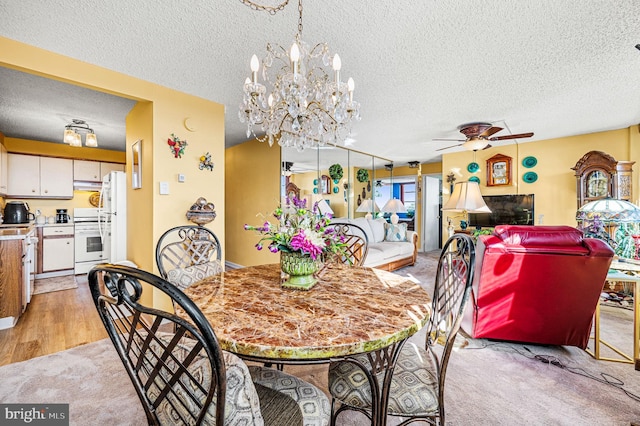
280 251 321 290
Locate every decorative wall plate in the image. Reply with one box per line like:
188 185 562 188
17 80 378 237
313 179 319 185
333 186 339 193
467 162 480 173
469 176 480 184
313 187 319 194
522 156 537 168
523 171 538 183
89 192 102 208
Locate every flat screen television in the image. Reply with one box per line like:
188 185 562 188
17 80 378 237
468 194 534 228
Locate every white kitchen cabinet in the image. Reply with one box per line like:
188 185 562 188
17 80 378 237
73 159 101 181
74 160 124 182
40 226 75 272
7 154 73 198
100 162 125 177
0 143 8 196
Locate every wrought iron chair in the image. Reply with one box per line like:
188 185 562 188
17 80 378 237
88 264 331 426
325 222 369 266
328 234 475 425
155 225 222 291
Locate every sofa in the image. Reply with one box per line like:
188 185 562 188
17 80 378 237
462 225 614 349
333 217 418 271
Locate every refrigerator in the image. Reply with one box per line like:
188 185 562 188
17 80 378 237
98 171 127 263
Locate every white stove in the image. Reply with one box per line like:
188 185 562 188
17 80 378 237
74 208 108 274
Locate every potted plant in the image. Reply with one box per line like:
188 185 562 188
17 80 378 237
329 164 343 182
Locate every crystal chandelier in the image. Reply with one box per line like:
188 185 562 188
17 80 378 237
239 0 361 151
63 119 98 148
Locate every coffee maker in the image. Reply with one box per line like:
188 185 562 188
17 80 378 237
56 209 70 223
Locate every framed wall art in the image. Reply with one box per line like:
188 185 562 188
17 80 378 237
321 175 331 194
486 154 512 187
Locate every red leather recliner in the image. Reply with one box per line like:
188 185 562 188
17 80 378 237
463 225 614 349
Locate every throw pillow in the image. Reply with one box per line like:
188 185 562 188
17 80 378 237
384 223 408 242
368 218 387 243
166 260 223 290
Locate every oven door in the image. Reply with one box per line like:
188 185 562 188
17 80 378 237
74 225 107 263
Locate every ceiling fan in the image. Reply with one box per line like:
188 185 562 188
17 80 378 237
434 122 534 152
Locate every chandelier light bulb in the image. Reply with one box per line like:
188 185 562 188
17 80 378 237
250 54 260 72
332 54 341 71
250 55 260 84
290 43 300 62
268 93 274 107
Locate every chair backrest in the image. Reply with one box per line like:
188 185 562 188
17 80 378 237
88 264 226 425
425 234 475 408
466 224 614 348
155 225 222 287
325 222 369 266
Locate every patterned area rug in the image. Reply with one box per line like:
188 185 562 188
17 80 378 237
33 275 78 295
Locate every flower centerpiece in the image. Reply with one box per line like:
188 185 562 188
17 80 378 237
245 196 345 290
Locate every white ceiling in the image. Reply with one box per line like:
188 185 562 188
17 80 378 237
1 1 640 163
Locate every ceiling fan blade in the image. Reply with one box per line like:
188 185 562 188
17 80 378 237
489 132 534 141
432 138 465 142
435 143 463 151
479 126 503 138
481 144 493 150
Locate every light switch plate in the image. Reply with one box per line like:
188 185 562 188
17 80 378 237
159 181 170 195
178 173 185 183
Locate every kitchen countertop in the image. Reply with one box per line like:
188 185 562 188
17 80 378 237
0 224 35 240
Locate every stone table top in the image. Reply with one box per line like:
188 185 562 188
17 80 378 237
184 263 431 362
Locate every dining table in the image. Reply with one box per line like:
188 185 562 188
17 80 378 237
182 262 432 425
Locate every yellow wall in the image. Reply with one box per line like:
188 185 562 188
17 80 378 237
1 36 225 310
225 138 280 266
441 127 640 239
125 102 154 281
4 137 125 163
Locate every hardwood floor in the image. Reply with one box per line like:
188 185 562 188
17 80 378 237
0 275 107 367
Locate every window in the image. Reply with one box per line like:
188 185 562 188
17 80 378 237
400 183 416 214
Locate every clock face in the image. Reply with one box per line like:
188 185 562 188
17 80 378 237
586 170 608 198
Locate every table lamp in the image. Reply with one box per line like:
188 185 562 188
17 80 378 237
442 181 491 237
356 198 380 220
316 198 334 217
382 198 407 225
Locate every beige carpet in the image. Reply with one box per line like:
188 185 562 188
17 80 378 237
1 253 638 425
33 275 78 295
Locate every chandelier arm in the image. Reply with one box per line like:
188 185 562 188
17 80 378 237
238 0 289 15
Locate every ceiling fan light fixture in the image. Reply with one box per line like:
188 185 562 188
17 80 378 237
462 137 488 151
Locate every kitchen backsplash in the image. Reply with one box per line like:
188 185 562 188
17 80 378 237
1 190 98 222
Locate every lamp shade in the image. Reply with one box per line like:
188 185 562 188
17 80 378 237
576 198 640 223
356 199 380 213
381 198 407 214
443 181 491 213
462 137 489 151
316 199 334 216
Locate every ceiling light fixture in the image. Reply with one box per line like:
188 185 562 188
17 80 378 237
462 136 489 151
239 0 361 151
63 119 98 148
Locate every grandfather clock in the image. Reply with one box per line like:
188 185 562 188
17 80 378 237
571 151 620 209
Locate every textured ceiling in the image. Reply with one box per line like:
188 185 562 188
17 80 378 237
1 1 640 162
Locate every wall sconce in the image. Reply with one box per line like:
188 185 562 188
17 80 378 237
408 161 420 168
